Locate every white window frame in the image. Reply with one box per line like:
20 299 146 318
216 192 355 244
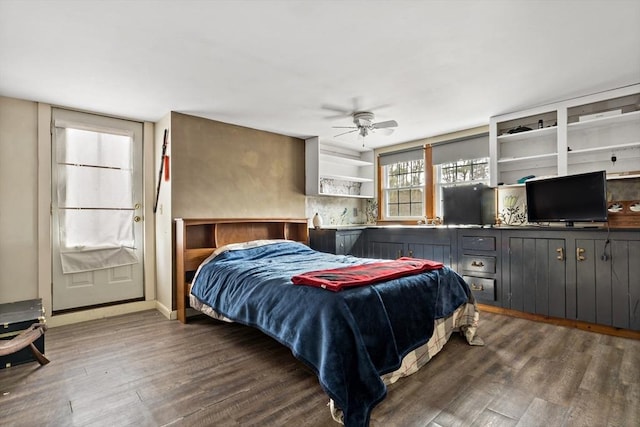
381 158 426 219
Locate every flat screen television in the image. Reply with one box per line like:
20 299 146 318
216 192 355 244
442 184 495 225
525 171 608 226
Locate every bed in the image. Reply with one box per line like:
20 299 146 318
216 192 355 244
174 218 481 427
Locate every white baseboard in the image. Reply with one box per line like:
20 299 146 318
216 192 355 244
155 300 177 320
48 300 157 327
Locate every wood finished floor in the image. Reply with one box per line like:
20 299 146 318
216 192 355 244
0 310 638 427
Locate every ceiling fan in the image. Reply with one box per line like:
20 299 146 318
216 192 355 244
332 111 399 138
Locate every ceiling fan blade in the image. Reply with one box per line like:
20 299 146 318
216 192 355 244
332 126 357 129
334 129 359 138
321 104 353 115
372 120 398 129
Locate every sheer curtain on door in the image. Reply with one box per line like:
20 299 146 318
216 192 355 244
55 122 139 273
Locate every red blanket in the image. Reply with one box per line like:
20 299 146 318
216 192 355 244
291 257 444 292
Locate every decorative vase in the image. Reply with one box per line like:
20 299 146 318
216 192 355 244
312 213 323 229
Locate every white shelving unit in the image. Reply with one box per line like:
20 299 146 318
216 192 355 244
490 84 640 186
305 137 374 198
566 99 640 176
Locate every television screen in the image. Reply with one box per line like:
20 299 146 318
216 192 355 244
442 184 495 225
525 171 608 225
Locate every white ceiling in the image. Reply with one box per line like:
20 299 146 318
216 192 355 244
1 0 639 150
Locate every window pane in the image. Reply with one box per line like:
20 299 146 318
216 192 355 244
382 158 426 218
60 209 134 249
59 165 132 208
473 162 489 179
411 202 423 216
59 128 132 169
456 164 471 181
398 204 411 216
441 166 454 183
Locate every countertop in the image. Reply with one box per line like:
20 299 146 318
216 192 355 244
311 224 640 231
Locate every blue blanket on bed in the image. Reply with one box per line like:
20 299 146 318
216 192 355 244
190 241 471 427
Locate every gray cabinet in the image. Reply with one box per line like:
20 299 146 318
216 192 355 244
309 228 364 256
573 232 640 330
364 227 456 267
311 225 640 331
503 232 568 317
503 228 640 331
458 229 501 306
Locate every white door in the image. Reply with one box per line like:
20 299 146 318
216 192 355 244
51 109 144 311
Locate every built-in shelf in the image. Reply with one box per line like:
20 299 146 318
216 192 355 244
318 192 373 199
568 110 640 131
306 137 374 198
497 152 558 164
490 84 640 186
607 173 640 180
496 183 526 188
568 141 640 155
320 173 373 183
497 126 557 142
320 151 373 167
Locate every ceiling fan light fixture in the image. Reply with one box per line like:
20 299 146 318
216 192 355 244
330 109 398 140
353 111 375 127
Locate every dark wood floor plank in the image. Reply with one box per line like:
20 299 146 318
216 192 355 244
564 388 611 427
485 384 534 421
470 408 518 427
515 397 568 426
607 381 640 427
578 343 623 396
1 309 638 427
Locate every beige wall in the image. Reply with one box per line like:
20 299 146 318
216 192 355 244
154 113 173 314
154 112 306 312
1 96 158 325
0 96 39 303
170 112 306 219
0 97 306 320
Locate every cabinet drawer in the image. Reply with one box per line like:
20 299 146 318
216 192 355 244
462 236 495 251
463 276 496 302
461 255 496 273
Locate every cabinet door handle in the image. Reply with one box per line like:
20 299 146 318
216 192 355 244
470 283 484 291
556 247 564 261
471 260 484 267
408 250 413 257
576 247 586 261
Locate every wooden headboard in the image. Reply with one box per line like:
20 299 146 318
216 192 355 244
174 218 309 323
